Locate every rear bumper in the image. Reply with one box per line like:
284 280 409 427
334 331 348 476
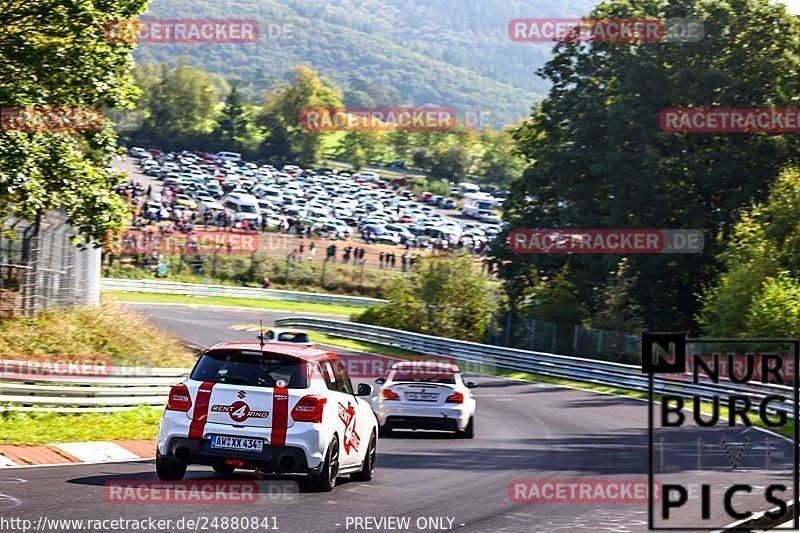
383 416 459 432
163 437 323 475
157 413 327 471
376 402 473 431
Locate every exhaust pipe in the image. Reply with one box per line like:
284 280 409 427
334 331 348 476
174 446 191 463
279 455 296 470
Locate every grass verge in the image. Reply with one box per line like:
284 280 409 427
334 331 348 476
103 291 362 317
0 303 195 445
0 407 162 445
0 302 195 367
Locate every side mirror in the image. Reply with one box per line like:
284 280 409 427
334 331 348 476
374 378 386 385
356 383 373 396
466 382 477 389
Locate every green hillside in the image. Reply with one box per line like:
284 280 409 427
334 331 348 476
133 0 599 127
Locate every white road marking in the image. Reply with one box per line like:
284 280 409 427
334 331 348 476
0 493 22 507
50 442 140 463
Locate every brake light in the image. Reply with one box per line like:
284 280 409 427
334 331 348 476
166 384 192 411
446 392 464 403
382 389 400 400
291 395 327 423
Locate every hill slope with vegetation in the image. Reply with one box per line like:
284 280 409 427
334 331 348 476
132 0 598 126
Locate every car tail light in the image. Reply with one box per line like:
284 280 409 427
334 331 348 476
446 392 464 404
166 384 192 411
291 395 327 423
382 389 400 400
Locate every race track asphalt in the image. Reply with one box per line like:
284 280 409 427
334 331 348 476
0 303 794 533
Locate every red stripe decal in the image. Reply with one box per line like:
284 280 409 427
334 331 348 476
188 381 216 439
271 387 289 446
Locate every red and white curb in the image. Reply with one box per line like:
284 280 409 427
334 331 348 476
0 440 155 467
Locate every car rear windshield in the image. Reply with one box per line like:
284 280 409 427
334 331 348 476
277 331 310 343
191 350 308 389
391 369 457 384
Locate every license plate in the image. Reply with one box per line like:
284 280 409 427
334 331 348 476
210 435 264 452
407 393 438 402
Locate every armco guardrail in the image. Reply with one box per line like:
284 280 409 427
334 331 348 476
100 278 387 308
0 366 190 412
275 317 797 417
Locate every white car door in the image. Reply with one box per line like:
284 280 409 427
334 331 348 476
329 359 374 468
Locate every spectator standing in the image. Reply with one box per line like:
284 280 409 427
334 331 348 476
379 251 385 268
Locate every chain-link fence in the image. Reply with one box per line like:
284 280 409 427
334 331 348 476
0 211 100 317
488 314 642 364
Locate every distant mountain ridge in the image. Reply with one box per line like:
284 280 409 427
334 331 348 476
134 0 599 127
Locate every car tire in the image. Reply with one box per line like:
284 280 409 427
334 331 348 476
459 416 475 439
350 432 376 482
156 450 187 480
306 436 339 492
212 464 235 475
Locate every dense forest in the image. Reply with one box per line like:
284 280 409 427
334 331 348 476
495 0 800 338
132 0 599 127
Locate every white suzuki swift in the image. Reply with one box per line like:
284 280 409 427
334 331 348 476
157 341 378 492
372 361 477 438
